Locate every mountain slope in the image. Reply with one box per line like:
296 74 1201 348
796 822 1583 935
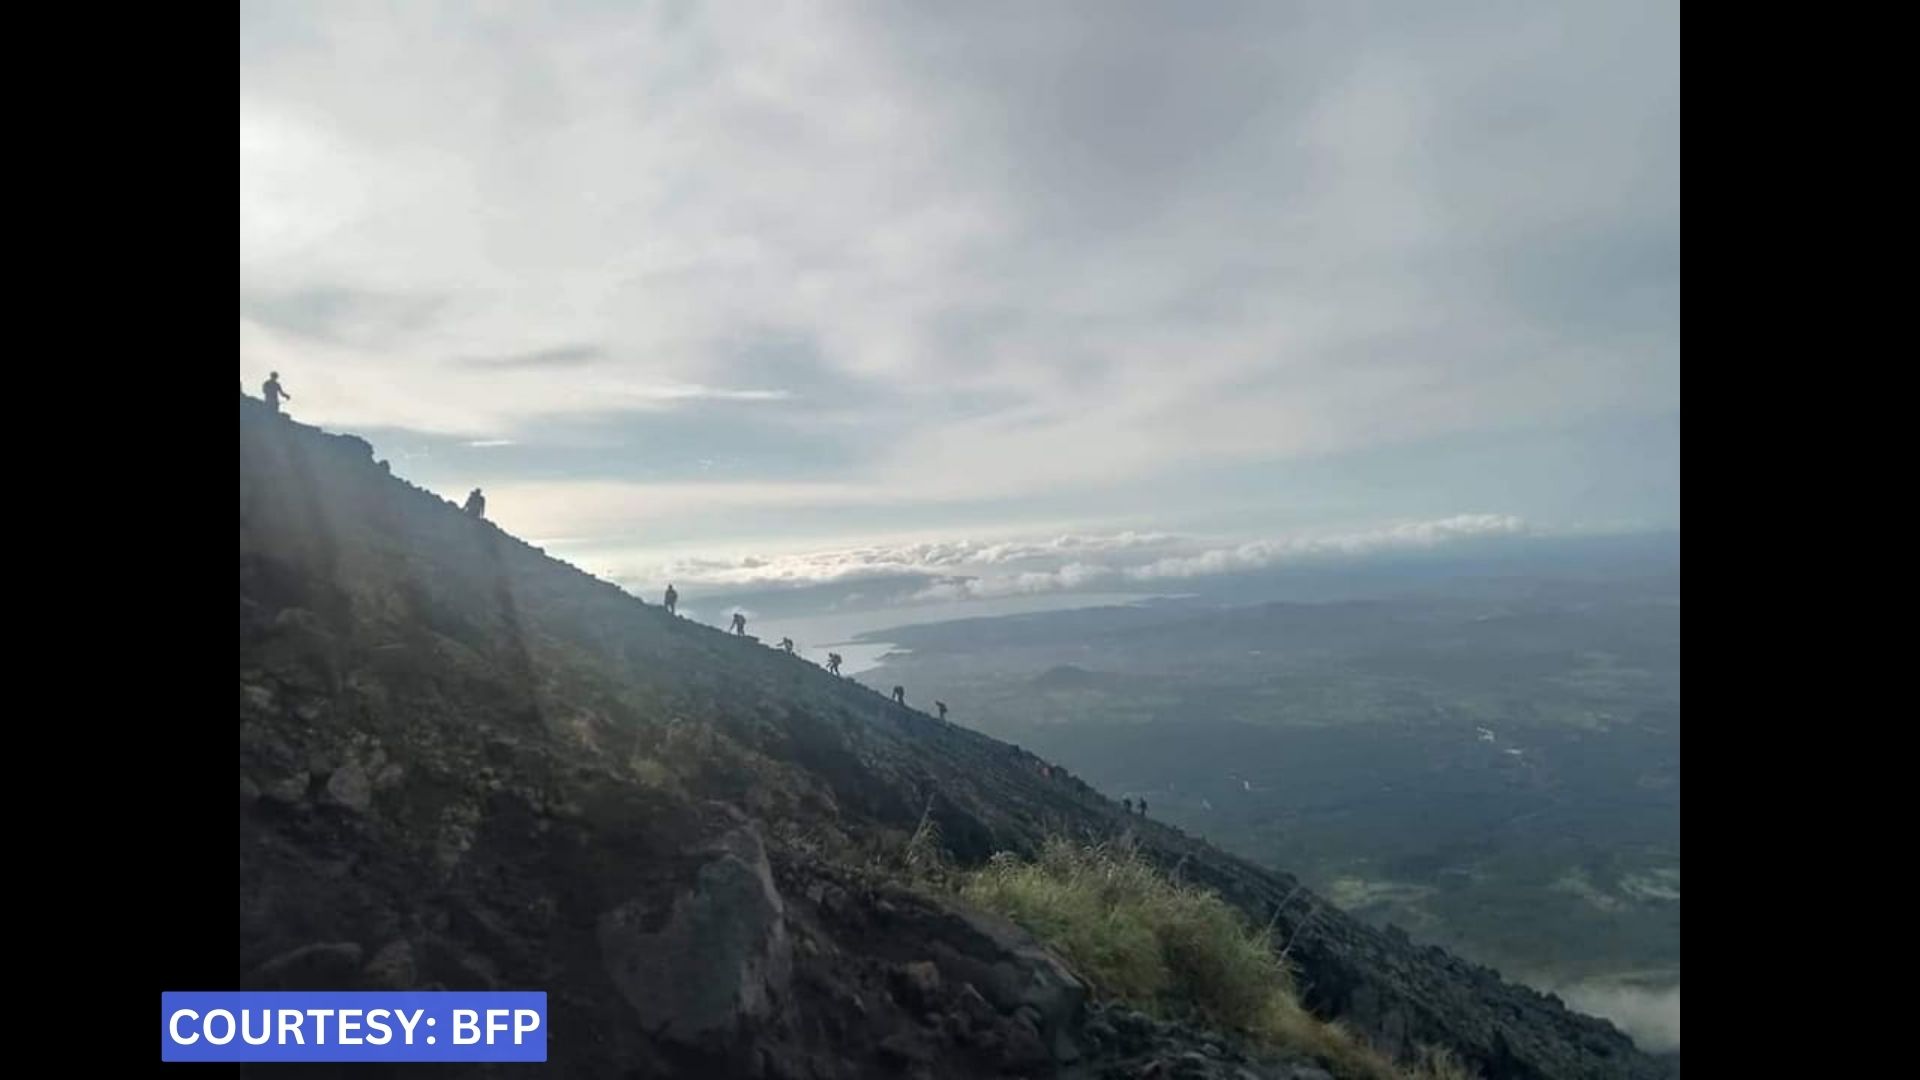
238 396 1666 1079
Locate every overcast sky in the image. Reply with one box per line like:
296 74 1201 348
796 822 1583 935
240 1 1678 596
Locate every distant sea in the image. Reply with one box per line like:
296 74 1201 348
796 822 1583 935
747 591 1161 675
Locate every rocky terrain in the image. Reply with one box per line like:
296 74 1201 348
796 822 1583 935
239 395 1669 1079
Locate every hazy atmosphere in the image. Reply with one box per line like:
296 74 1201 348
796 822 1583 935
242 0 1677 586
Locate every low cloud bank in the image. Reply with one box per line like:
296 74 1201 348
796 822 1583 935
1555 979 1679 1053
642 515 1530 599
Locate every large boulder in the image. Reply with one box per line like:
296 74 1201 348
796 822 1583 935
907 897 1088 1065
598 825 793 1047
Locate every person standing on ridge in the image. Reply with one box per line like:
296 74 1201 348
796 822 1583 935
826 653 843 676
663 584 678 615
463 488 486 519
730 612 747 636
779 637 795 654
262 371 291 416
935 701 948 721
891 685 906 706
1138 798 1148 817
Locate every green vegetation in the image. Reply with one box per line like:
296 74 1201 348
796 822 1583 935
865 582 1681 988
956 837 1475 1080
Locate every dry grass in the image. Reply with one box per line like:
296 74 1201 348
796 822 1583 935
958 837 1477 1080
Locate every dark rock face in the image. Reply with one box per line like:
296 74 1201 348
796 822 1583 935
1073 1003 1337 1079
597 823 793 1049
237 395 1668 1079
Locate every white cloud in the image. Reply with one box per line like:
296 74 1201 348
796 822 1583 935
641 531 1182 587
1122 515 1530 581
598 515 1533 599
1555 980 1680 1054
912 562 1119 602
242 1 1677 521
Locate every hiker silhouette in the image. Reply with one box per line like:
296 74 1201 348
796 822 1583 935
463 488 486 519
1138 798 1148 817
663 584 678 615
262 372 291 415
1122 797 1133 814
730 612 747 636
891 686 906 706
826 653 843 675
935 701 948 721
779 637 795 654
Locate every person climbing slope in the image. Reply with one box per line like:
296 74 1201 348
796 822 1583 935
463 488 486 519
730 612 747 636
262 371 291 416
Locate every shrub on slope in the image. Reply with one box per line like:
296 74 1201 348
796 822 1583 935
960 837 1474 1080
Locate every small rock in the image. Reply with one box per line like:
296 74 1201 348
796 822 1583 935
954 982 997 1027
892 960 942 1009
253 942 364 989
878 1032 934 1066
363 940 416 988
996 1014 1050 1070
323 763 373 812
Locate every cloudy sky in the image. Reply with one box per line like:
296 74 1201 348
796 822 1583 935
240 1 1678 599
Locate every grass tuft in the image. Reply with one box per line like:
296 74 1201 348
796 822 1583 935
957 837 1477 1080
